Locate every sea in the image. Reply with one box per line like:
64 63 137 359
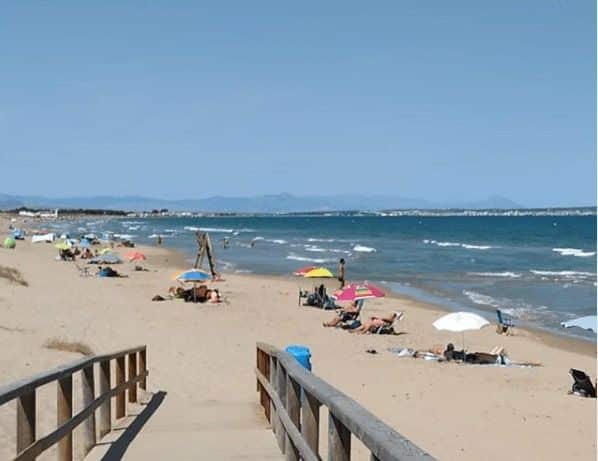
47 214 597 340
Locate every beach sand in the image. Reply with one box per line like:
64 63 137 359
0 215 596 460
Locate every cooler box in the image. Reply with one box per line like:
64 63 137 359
285 345 312 371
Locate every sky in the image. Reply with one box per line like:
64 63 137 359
0 1 595 207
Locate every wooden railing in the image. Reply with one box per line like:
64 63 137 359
0 345 148 461
256 343 436 461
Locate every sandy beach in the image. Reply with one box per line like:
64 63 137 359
0 214 596 460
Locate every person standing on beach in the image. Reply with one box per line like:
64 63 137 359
338 258 346 288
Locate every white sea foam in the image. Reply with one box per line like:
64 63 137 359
530 270 596 277
304 245 327 252
307 238 335 243
424 240 493 250
266 239 287 244
552 248 596 257
353 245 376 253
463 290 500 308
286 254 334 264
148 234 167 239
252 236 265 241
183 226 234 233
469 272 522 278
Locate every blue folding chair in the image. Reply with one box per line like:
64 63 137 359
496 309 515 334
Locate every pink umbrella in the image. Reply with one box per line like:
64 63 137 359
333 283 385 302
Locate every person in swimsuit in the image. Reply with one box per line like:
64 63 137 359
350 311 398 334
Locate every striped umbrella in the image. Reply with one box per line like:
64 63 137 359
333 283 385 301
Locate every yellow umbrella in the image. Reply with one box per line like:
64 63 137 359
304 267 334 278
99 248 112 255
54 241 70 250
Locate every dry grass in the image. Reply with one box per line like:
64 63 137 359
44 338 94 356
0 266 28 286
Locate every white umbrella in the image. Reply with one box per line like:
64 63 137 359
561 316 597 333
433 312 490 351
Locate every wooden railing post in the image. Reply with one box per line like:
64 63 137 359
128 352 137 403
285 375 301 461
301 389 320 456
57 375 73 461
16 389 35 456
98 359 111 438
139 348 147 391
81 365 96 457
276 361 288 455
115 356 126 419
269 355 279 436
328 412 351 461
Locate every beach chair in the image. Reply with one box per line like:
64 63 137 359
373 311 404 335
569 369 596 398
74 262 92 277
496 309 515 334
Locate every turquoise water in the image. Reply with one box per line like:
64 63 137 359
51 215 597 339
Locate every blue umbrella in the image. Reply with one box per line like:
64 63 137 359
79 239 91 248
176 269 211 283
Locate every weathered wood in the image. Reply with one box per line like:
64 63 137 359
256 343 437 461
0 346 146 406
285 375 301 461
128 353 137 403
269 355 279 436
254 369 319 461
276 362 288 454
329 412 351 461
57 375 73 461
98 360 111 438
16 390 35 456
370 454 381 461
81 365 96 456
139 349 147 390
115 356 126 419
14 373 146 461
301 389 320 456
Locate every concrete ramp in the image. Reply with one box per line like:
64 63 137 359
85 394 282 460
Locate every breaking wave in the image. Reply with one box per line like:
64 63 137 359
552 248 596 258
424 240 493 250
353 245 376 253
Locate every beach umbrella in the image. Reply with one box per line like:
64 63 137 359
78 239 91 248
304 267 334 278
99 248 112 255
333 282 385 301
3 237 16 249
54 241 71 250
293 265 317 276
91 252 123 264
433 312 490 352
176 269 211 283
561 316 597 333
126 251 146 262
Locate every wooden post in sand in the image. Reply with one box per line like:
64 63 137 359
139 348 147 390
328 412 351 461
301 390 320 455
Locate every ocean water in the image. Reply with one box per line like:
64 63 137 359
48 215 597 339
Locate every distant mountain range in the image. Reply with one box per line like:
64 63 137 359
0 192 529 213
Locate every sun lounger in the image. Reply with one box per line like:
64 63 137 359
338 299 364 328
373 311 404 334
496 309 515 334
569 369 596 398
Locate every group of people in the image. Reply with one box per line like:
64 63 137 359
168 285 221 303
322 300 401 334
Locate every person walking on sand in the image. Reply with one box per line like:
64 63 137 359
337 258 346 288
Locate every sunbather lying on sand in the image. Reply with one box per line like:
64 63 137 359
350 311 398 334
322 300 360 327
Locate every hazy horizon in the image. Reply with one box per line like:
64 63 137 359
1 2 596 207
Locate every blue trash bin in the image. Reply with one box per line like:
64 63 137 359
285 345 312 371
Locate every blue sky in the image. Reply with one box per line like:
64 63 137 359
0 1 595 206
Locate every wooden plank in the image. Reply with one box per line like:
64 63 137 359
139 348 147 390
301 389 320 456
0 346 146 406
98 360 111 438
81 365 96 457
15 373 146 461
276 361 287 454
269 355 278 436
285 375 301 461
16 390 35 457
115 356 126 419
57 375 73 461
128 353 137 403
329 412 351 461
